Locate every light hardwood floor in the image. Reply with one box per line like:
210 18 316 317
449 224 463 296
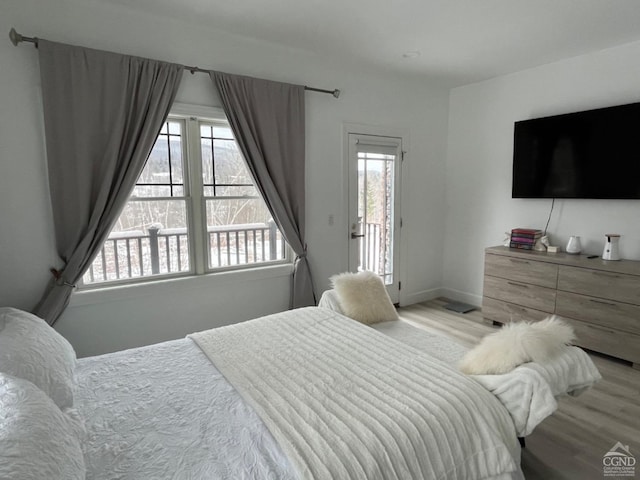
398 298 640 480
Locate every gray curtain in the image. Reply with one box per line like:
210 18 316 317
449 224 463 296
211 72 315 308
34 40 184 325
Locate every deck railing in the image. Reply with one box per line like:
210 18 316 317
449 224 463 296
208 221 284 267
361 222 381 274
84 221 285 284
359 222 393 284
86 221 385 285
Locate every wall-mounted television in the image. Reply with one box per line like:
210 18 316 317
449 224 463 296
512 101 640 199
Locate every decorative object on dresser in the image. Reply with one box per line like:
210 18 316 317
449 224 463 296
565 235 582 254
602 233 621 261
509 227 542 251
482 246 640 369
534 234 549 252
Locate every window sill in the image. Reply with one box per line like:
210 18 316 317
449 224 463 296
68 263 294 308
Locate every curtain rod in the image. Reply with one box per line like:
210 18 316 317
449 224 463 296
9 27 341 98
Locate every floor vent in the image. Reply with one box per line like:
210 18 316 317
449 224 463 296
443 302 476 314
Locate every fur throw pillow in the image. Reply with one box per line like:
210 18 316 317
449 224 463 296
458 316 575 375
330 271 399 325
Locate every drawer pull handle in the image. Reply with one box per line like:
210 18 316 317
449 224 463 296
509 259 530 264
507 281 529 288
589 299 616 307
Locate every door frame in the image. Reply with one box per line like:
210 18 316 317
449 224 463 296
343 123 410 305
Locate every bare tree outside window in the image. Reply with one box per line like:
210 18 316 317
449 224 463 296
83 114 288 286
357 152 395 284
200 122 285 268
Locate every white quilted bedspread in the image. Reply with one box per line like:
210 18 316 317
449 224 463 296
75 339 295 480
190 307 522 480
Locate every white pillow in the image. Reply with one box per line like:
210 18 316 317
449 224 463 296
330 271 399 325
0 307 76 408
458 316 575 375
318 289 345 315
0 373 86 480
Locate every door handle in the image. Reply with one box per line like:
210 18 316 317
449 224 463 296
351 233 365 239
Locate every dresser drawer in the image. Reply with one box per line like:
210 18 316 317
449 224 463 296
483 246 640 366
561 316 640 365
485 253 558 289
556 291 640 335
483 275 556 313
558 265 640 305
482 297 551 324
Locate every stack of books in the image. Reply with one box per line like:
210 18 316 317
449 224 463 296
510 228 542 250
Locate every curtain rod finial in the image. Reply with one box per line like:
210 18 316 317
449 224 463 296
9 28 39 48
9 27 22 46
333 89 341 98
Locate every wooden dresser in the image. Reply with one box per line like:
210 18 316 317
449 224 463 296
482 245 640 368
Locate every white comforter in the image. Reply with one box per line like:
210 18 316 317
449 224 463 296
190 307 522 480
320 289 600 438
372 319 601 437
471 347 601 436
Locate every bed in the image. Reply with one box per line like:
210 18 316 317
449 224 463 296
0 303 598 480
319 289 602 438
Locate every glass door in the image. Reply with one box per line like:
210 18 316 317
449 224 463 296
348 134 402 302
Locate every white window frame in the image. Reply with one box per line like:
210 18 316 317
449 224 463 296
79 103 291 290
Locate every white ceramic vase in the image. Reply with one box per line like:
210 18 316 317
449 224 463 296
566 235 582 254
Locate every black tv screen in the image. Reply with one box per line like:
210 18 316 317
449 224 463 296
512 102 640 199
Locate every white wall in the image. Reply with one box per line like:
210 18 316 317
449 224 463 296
0 0 449 356
443 41 640 305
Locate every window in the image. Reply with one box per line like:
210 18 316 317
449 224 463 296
83 106 288 286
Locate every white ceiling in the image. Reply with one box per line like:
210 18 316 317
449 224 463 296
103 0 640 86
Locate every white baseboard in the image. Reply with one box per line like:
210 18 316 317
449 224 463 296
400 287 444 307
438 288 482 307
400 287 483 308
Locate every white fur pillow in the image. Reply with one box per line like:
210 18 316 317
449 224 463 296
330 271 399 325
0 307 77 409
0 373 86 480
459 316 575 375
